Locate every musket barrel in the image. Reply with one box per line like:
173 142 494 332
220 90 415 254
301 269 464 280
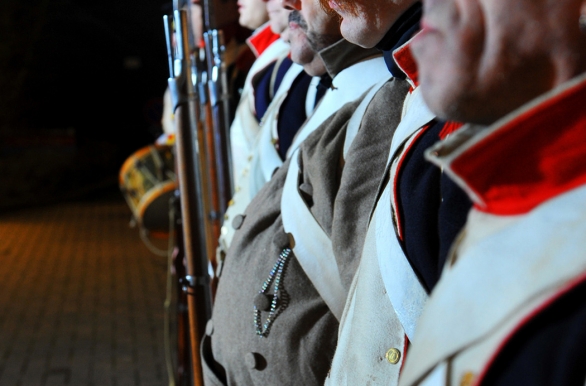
213 29 235 197
163 16 175 79
202 0 214 31
204 29 235 215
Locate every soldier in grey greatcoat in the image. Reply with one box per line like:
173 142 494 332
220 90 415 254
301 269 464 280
200 0 413 383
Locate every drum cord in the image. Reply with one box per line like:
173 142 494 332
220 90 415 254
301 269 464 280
164 201 177 386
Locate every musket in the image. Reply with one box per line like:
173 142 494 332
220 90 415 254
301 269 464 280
163 19 188 386
194 48 222 294
204 29 234 214
202 0 236 210
164 7 216 386
187 0 238 296
170 193 191 386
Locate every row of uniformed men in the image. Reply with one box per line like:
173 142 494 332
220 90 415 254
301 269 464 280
191 0 586 384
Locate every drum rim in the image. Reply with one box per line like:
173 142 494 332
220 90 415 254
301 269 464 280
136 180 178 228
118 144 175 185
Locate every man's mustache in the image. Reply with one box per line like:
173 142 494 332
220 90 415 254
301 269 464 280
289 10 308 31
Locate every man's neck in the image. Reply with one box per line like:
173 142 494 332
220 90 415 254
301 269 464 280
375 2 422 79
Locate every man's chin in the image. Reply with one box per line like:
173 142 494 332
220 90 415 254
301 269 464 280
303 60 326 77
340 25 374 48
307 32 341 53
280 28 292 43
287 27 306 43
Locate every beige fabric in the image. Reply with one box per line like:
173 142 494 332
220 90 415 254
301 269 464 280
300 79 409 290
230 38 290 183
281 148 347 320
325 76 436 385
161 87 175 135
325 184 406 386
401 186 586 384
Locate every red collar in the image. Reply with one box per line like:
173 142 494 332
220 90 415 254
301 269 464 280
431 74 586 215
246 23 280 58
392 34 420 89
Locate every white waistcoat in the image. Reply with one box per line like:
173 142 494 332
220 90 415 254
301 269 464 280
325 87 434 386
218 61 305 255
229 38 290 183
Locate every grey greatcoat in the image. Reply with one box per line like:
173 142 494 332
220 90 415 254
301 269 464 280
219 39 385 256
201 40 409 386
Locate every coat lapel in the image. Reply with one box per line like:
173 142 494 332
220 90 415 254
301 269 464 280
401 184 586 385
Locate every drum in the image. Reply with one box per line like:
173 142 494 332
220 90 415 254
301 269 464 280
119 144 177 233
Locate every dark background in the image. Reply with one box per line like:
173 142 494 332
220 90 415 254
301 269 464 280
0 0 172 212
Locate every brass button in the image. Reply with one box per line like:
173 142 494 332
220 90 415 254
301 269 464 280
232 214 246 230
460 372 475 386
205 319 214 336
385 348 401 364
287 233 296 249
228 199 235 207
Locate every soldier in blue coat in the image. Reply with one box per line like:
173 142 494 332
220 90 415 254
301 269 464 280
399 0 586 385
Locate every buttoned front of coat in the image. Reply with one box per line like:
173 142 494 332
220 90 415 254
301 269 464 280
203 40 399 386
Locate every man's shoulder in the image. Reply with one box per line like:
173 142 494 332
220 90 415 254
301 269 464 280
299 94 365 157
363 78 411 122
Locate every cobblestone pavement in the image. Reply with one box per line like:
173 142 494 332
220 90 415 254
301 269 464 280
0 195 176 386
